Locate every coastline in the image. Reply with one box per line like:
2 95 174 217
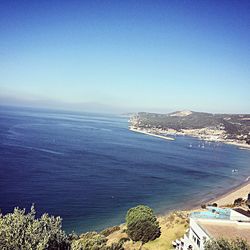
129 127 175 141
104 178 250 249
128 126 250 210
223 141 250 150
158 178 250 220
190 177 250 210
129 126 250 150
209 178 250 206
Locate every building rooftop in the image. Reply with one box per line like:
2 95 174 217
233 208 250 218
197 220 250 243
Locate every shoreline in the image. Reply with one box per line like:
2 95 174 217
96 172 250 236
209 178 250 206
158 177 250 220
128 126 250 211
129 126 250 150
129 127 175 141
223 141 250 150
191 177 250 210
103 178 250 240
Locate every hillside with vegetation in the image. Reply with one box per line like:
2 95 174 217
0 205 163 250
1 202 249 249
129 111 250 145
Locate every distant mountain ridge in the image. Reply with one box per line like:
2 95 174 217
129 111 250 145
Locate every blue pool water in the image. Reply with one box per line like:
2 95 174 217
191 207 231 220
0 106 250 233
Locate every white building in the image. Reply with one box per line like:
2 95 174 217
174 207 250 250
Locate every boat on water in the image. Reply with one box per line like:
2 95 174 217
232 169 238 173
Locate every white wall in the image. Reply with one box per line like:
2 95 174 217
188 218 210 250
230 210 250 222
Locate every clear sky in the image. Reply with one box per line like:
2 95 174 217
0 0 249 113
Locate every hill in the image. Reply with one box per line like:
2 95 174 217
129 111 250 146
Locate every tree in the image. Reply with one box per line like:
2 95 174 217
0 205 69 249
205 238 250 250
126 205 161 244
246 193 250 209
234 197 244 206
71 232 107 250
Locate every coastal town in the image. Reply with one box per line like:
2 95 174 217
129 110 250 149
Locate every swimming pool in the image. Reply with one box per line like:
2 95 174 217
191 207 231 220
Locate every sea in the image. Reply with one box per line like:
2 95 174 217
0 106 250 233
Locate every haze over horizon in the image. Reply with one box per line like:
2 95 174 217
0 0 249 114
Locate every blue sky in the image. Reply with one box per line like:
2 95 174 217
0 0 249 113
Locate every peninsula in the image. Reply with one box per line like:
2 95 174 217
129 110 250 149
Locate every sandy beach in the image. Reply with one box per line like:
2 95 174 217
211 179 250 206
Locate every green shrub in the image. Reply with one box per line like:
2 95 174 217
201 204 206 209
126 205 161 243
234 198 244 206
68 231 79 241
100 226 120 237
0 205 69 250
205 238 250 250
71 232 107 250
246 199 250 209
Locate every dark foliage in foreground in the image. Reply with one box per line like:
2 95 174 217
0 204 161 249
205 238 250 250
0 206 69 250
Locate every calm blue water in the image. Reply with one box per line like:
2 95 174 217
0 106 250 233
